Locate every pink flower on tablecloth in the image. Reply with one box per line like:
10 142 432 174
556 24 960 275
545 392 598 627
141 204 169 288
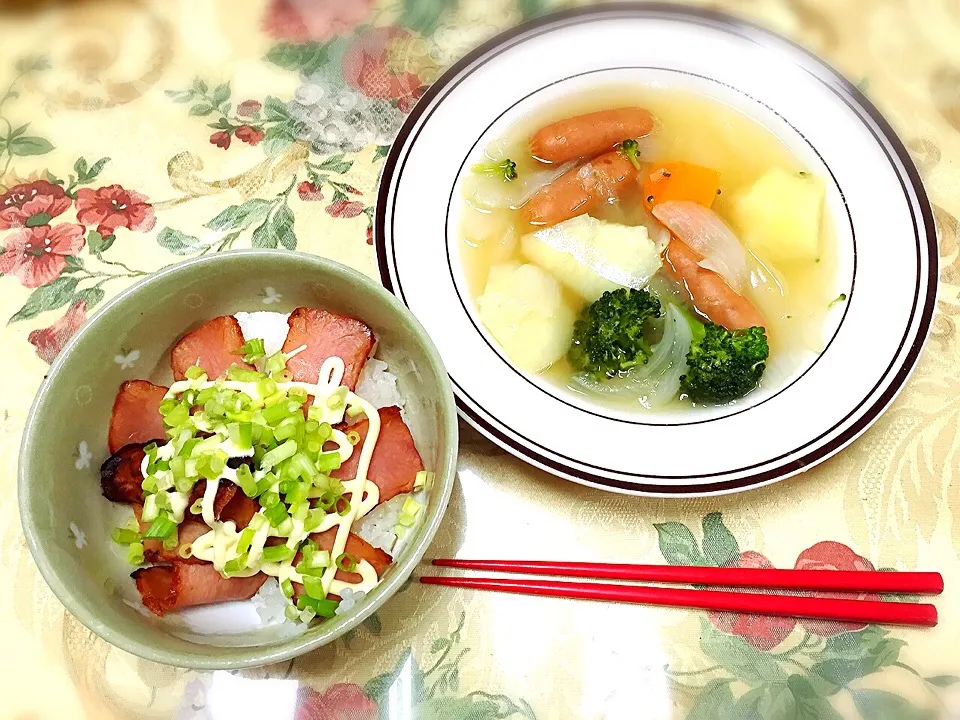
795 541 879 637
326 199 365 218
28 300 87 364
235 125 265 146
295 683 378 720
709 550 797 651
0 180 72 229
343 28 423 101
210 130 232 150
366 225 373 245
236 99 262 117
298 181 324 201
263 0 373 43
0 223 85 288
75 184 156 236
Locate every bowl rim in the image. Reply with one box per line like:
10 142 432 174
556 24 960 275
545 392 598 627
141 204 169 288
373 1 938 497
18 249 459 669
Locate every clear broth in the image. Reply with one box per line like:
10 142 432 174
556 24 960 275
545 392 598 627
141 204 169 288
458 86 838 411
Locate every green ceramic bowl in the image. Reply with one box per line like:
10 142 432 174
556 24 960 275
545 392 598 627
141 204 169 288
19 250 458 669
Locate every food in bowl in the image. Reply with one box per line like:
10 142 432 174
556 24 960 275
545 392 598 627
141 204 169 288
100 307 432 624
459 87 841 410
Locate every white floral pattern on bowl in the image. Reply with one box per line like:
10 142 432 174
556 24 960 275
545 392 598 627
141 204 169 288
74 441 92 470
114 349 140 369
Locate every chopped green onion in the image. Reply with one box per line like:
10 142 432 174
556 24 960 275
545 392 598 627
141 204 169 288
185 365 206 381
227 366 262 382
259 491 280 509
236 527 255 555
163 403 189 428
141 477 159 494
178 543 193 559
273 369 294 384
248 512 268 531
127 542 145 566
264 502 290 528
326 387 347 409
143 515 176 539
414 470 434 490
143 442 159 459
298 607 317 624
295 561 325 577
261 544 295 562
398 497 422 527
236 464 258 497
154 491 171 511
141 494 159 522
162 528 179 551
336 497 352 517
257 377 278 399
274 417 301 442
304 508 327 532
346 431 361 446
277 517 295 536
234 338 266 363
262 439 298 470
285 604 301 622
335 552 358 573
296 595 339 618
111 527 140 545
265 351 287 375
176 476 197 495
316 451 342 473
281 578 294 598
223 552 249 576
288 387 308 405
303 575 327 599
228 422 254 450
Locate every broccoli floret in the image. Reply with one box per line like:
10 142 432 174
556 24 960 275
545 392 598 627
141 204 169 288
568 288 662 379
681 321 769 404
619 138 642 170
471 158 517 182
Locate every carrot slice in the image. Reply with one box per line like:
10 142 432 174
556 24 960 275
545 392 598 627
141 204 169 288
643 162 721 211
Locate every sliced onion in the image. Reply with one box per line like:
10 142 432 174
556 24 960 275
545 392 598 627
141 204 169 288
462 156 577 212
571 304 692 409
652 200 749 291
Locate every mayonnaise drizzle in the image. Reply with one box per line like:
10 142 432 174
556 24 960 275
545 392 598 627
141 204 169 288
154 355 385 597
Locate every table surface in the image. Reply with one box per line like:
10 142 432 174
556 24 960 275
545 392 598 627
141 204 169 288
2 1 959 718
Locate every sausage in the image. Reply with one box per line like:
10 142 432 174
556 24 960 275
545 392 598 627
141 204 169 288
331 406 424 503
522 150 638 227
108 380 168 454
529 107 654 164
282 307 375 391
132 563 267 616
170 315 252 381
663 238 765 331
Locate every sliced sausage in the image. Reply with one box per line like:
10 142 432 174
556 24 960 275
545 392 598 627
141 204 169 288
523 150 638 227
332 406 424 503
281 307 374 391
170 315 252 381
108 380 168 454
529 108 654 164
663 238 765 331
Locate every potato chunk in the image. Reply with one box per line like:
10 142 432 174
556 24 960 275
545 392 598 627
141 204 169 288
477 263 575 373
733 168 825 262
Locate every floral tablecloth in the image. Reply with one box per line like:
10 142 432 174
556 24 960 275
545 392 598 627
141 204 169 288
2 0 959 718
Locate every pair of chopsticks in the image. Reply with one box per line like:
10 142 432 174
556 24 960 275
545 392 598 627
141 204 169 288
421 559 943 627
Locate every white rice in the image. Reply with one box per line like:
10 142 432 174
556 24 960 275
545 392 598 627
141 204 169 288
354 357 404 410
235 311 290 355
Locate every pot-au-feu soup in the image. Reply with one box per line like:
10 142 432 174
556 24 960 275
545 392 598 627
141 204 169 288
458 87 841 412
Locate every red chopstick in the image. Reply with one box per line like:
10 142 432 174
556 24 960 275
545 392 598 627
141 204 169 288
420 576 938 627
431 559 944 595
